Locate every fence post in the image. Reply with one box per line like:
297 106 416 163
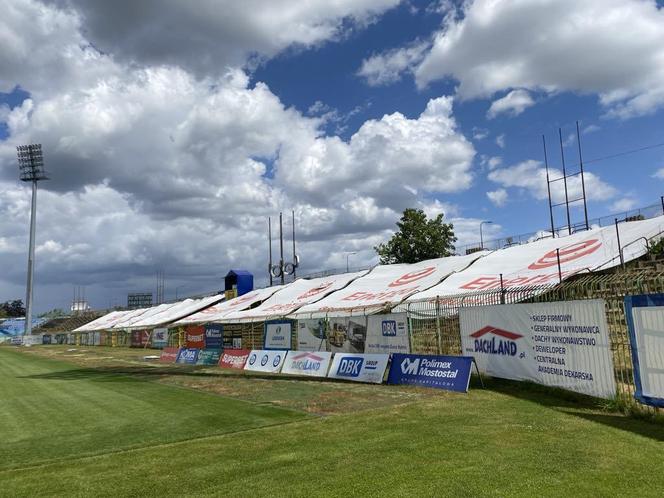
615 218 624 269
556 248 562 283
499 273 506 304
435 297 443 355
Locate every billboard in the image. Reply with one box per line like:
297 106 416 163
327 353 389 384
160 347 180 363
460 300 616 398
197 349 222 366
185 325 206 349
244 350 287 373
176 348 200 365
388 354 473 392
365 313 410 354
625 294 664 407
281 351 332 378
297 319 327 351
327 317 366 353
152 328 169 348
218 349 251 369
204 323 223 350
264 320 292 350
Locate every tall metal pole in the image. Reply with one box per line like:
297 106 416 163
660 195 664 215
615 218 624 269
576 121 589 230
25 180 37 336
279 212 285 285
268 217 273 286
543 135 555 237
559 128 572 235
291 210 296 280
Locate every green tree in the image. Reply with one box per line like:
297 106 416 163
38 308 68 319
375 208 457 264
0 300 26 317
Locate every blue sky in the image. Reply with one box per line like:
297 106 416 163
1 0 664 312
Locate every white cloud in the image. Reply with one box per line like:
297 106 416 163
414 0 664 118
487 89 535 119
487 189 508 207
488 159 617 203
496 134 506 148
610 197 638 212
653 168 664 179
358 41 429 86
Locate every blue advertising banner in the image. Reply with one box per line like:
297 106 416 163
388 354 474 392
205 324 223 350
176 348 200 365
624 294 664 408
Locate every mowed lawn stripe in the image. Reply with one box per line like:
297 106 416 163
0 348 308 471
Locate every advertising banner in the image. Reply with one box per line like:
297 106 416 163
387 354 473 392
297 319 327 351
244 350 287 373
185 325 206 349
327 353 389 384
176 348 200 365
327 317 366 353
130 330 146 347
281 351 333 377
204 323 223 350
160 347 180 363
152 328 169 348
196 349 222 366
264 320 292 350
365 313 410 354
460 300 616 398
218 349 251 369
625 294 664 407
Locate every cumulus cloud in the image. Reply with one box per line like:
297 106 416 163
610 197 638 212
358 41 429 86
488 160 617 204
413 0 664 118
487 89 535 119
653 168 664 179
487 188 508 207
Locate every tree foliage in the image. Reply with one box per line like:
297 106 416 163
0 300 26 318
375 208 456 264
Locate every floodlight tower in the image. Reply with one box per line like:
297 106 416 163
16 144 48 336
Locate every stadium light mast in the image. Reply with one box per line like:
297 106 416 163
16 144 48 336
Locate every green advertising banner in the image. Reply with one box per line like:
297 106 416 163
196 349 222 366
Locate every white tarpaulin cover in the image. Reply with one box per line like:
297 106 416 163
74 311 129 332
219 272 366 322
291 253 486 318
459 300 617 399
408 216 664 302
173 286 284 325
112 303 178 329
127 295 223 329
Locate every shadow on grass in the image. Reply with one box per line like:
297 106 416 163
476 376 664 441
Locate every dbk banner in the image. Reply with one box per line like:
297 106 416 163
327 353 389 384
460 300 616 399
244 350 287 373
365 313 410 354
281 351 332 377
388 354 474 392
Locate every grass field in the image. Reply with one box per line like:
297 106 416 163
1 346 663 497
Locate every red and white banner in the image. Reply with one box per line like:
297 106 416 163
292 253 484 317
218 349 251 369
281 351 333 377
185 325 206 349
160 347 180 363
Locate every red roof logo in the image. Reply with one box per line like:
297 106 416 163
528 239 601 270
388 267 436 287
469 326 523 340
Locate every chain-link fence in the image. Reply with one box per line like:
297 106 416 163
404 268 664 414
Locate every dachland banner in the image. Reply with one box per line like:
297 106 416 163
624 294 664 408
281 351 332 377
264 320 292 350
218 349 251 369
365 313 410 354
244 349 287 373
460 299 616 399
176 348 200 365
388 354 473 392
327 353 389 384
